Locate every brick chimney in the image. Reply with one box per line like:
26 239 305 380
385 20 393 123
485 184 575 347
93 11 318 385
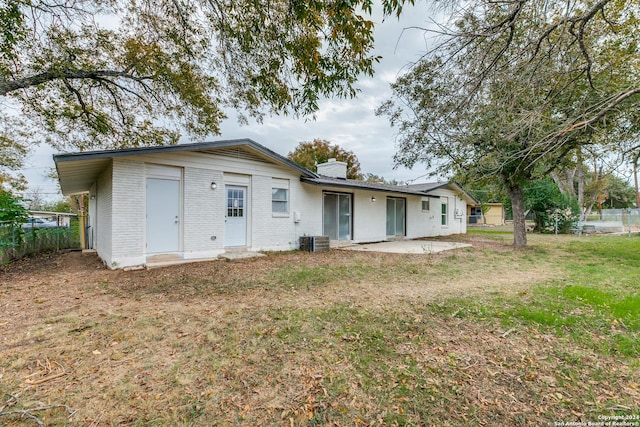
316 158 347 179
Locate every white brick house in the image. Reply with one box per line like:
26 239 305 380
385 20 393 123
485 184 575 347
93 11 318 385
55 139 476 269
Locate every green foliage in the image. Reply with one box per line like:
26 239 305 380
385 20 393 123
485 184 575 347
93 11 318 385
0 1 25 62
458 178 508 205
0 116 31 191
604 174 637 208
0 189 28 225
287 139 364 179
519 178 579 233
363 172 386 183
0 0 413 152
363 173 407 185
41 198 73 213
377 0 640 246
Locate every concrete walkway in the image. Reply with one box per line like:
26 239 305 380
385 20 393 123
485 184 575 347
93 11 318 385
339 240 472 254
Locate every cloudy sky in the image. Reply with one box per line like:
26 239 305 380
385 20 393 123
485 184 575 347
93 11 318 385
21 3 440 200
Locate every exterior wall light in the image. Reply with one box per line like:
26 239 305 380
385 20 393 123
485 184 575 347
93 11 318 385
211 182 217 190
371 197 376 202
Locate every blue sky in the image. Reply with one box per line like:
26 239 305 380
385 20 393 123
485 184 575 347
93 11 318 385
20 3 441 200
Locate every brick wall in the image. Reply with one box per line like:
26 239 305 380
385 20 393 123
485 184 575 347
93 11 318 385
95 162 113 266
111 159 145 267
183 167 224 256
251 175 295 250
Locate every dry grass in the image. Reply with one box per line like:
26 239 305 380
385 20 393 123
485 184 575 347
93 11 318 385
1 233 638 426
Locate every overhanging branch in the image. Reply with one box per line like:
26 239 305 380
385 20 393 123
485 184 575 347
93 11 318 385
1 69 153 96
559 87 640 136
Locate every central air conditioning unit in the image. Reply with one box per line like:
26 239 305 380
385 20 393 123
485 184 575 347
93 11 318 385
299 236 330 252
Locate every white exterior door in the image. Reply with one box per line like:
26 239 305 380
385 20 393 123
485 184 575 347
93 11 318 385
225 185 247 247
146 177 180 253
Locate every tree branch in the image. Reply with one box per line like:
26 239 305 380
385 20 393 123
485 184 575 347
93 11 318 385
1 69 153 96
1 389 76 426
559 87 640 136
62 78 92 122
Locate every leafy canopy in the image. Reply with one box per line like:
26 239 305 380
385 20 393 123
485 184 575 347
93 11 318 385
287 139 363 180
377 0 640 245
0 189 28 225
0 0 412 184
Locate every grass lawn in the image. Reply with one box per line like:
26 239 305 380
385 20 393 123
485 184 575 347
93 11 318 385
1 232 639 426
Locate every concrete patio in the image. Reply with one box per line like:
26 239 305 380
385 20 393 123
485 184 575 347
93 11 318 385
338 239 472 254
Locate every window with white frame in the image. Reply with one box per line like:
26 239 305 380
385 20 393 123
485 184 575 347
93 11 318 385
441 197 448 226
421 198 430 212
272 178 289 214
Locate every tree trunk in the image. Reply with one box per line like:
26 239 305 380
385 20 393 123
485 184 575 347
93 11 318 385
551 168 576 197
506 184 527 247
583 204 593 220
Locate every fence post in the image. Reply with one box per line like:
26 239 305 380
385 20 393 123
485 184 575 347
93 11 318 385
628 207 632 238
79 195 86 250
11 225 16 259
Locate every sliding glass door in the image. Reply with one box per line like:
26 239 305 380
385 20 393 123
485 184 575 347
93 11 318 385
386 197 406 237
323 192 352 240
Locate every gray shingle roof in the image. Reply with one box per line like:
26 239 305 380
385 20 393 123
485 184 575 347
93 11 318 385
301 175 448 197
301 176 479 203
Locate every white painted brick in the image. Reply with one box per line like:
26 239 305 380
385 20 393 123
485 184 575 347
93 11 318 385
95 162 113 266
183 167 224 254
94 149 468 269
111 159 145 264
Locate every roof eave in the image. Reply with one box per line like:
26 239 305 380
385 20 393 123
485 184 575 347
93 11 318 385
300 177 439 197
302 178 479 203
53 139 318 195
53 138 316 179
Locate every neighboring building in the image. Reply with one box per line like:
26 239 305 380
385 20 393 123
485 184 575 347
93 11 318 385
54 139 476 269
467 203 505 226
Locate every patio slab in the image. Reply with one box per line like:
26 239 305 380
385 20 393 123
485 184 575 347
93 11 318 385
339 240 472 254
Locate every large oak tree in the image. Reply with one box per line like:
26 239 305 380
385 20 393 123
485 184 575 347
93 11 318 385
0 0 412 187
378 0 640 246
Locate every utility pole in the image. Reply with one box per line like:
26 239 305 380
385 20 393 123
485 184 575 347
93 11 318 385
634 153 640 209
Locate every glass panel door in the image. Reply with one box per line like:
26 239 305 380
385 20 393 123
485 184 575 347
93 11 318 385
386 197 406 237
386 198 395 236
323 192 351 240
338 194 351 240
323 193 337 240
225 186 247 247
395 198 405 236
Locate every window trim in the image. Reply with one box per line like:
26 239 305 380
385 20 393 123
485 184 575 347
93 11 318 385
441 197 448 226
271 179 290 216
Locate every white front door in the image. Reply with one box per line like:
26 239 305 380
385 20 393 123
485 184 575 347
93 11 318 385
225 185 247 247
146 178 180 253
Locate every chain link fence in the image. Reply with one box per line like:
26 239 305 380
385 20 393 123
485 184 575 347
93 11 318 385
0 213 81 264
587 208 640 227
